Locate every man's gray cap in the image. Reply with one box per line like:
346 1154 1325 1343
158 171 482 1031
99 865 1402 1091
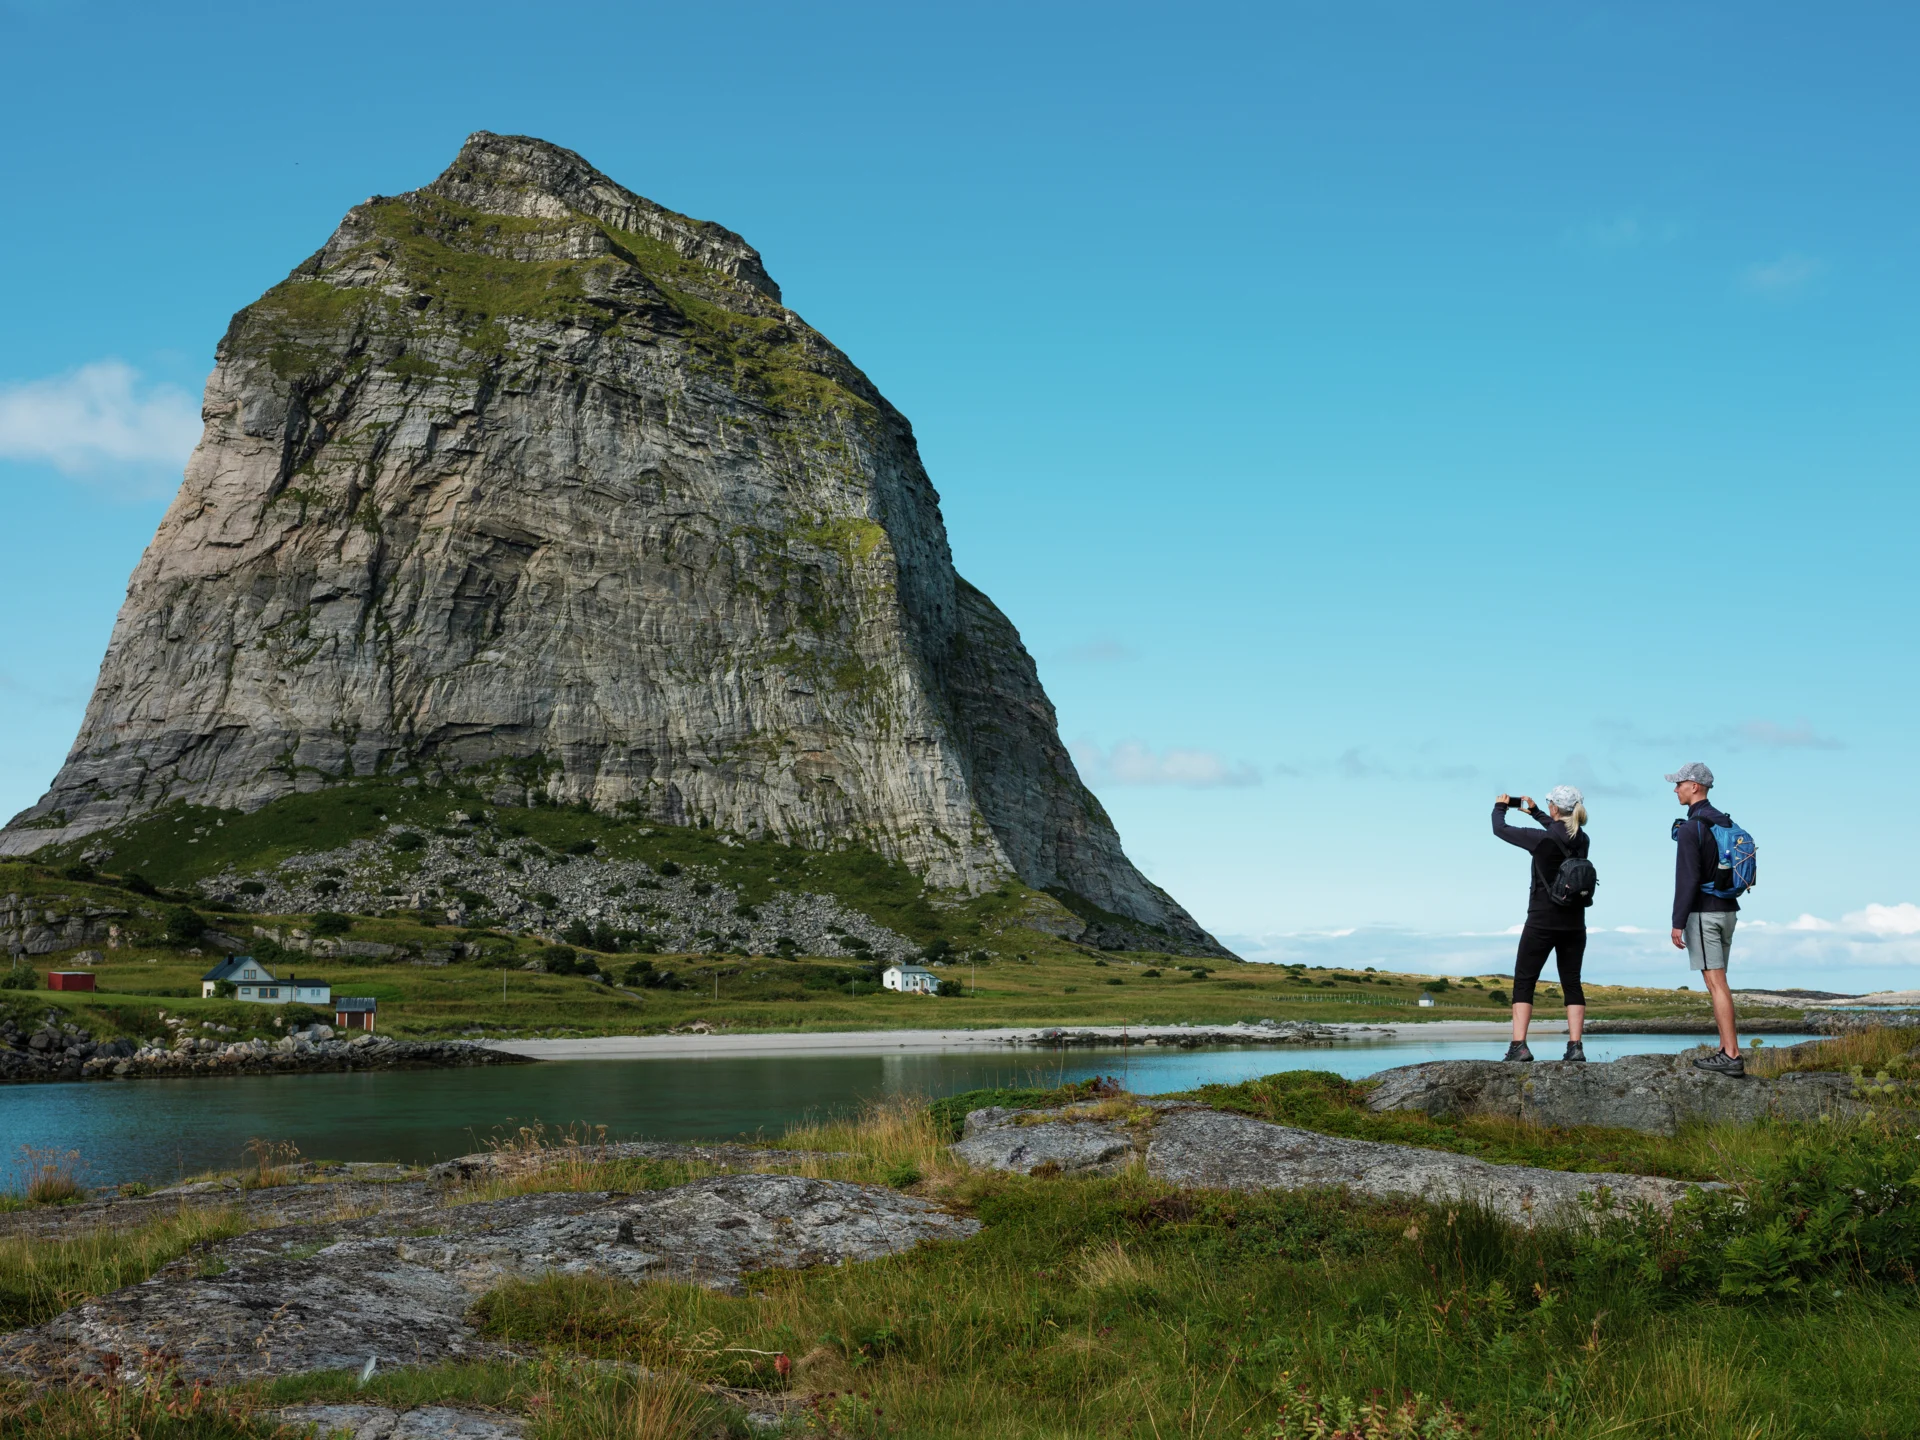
1546 784 1584 812
1664 762 1715 788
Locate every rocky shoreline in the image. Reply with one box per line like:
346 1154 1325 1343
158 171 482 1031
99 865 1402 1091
0 1013 527 1084
1007 1020 1355 1049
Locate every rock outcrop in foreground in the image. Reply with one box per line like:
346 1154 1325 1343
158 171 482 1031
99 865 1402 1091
0 1173 975 1384
951 1101 1716 1225
2 131 1216 950
1365 1050 1867 1136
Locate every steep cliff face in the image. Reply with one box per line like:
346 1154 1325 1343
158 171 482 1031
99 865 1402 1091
2 133 1216 947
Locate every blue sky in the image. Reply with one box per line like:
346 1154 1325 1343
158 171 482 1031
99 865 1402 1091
2 1 1916 988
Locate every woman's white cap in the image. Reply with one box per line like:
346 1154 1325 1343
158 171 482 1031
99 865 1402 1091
1546 784 1584 812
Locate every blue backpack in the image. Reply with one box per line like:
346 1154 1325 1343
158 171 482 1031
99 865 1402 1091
1677 814 1758 898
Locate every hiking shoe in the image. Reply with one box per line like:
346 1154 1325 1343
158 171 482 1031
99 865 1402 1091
1502 1042 1533 1063
1692 1049 1746 1077
1563 1041 1587 1063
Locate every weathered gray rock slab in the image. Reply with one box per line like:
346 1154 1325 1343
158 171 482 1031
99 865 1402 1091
426 1140 826 1185
1366 1051 1863 1135
272 1405 525 1439
0 1174 977 1384
950 1107 1134 1175
1143 1109 1711 1225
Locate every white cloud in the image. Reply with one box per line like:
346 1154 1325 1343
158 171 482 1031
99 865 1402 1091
1741 254 1824 294
1787 913 1835 931
1613 925 1648 934
1842 902 1920 936
1074 740 1260 789
0 361 200 474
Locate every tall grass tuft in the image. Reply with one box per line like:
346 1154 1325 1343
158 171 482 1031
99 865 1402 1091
0 1204 246 1329
1749 1024 1920 1080
16 1145 87 1205
242 1138 301 1189
524 1362 738 1440
780 1093 953 1187
0 1372 292 1438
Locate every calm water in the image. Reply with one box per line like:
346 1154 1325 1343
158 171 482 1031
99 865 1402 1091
2 1032 1806 1190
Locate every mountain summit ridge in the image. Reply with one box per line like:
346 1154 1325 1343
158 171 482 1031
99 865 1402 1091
2 131 1223 953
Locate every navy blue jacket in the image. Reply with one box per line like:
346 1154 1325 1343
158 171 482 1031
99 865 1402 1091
1672 800 1741 930
1492 802 1589 932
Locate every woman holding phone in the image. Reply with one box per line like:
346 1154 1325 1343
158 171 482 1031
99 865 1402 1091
1490 785 1590 1062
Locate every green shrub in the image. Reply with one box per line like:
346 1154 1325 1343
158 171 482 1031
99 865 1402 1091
541 946 579 975
391 830 425 851
165 906 206 942
310 912 352 936
0 968 37 991
1489 988 1510 1006
237 880 266 896
1573 1121 1920 1296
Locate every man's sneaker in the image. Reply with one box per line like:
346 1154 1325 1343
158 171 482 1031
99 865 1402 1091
1692 1049 1746 1077
1563 1041 1587 1063
1502 1042 1533 1063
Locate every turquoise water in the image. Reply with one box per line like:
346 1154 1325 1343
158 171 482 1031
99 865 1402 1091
1 1032 1806 1190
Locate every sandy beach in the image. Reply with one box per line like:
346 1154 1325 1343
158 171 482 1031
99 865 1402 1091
483 1018 1562 1061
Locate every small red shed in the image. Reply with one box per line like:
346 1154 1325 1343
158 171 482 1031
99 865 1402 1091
48 971 97 992
334 997 377 1031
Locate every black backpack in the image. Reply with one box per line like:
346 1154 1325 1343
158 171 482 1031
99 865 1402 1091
1540 834 1598 909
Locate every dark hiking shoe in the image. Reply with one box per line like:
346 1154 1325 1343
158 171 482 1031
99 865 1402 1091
1563 1041 1587 1063
1502 1042 1533 1063
1692 1049 1746 1077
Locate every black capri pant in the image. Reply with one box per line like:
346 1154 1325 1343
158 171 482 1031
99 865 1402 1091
1512 925 1587 1007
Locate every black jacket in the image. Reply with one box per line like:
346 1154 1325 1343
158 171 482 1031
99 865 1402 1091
1491 802 1589 932
1672 800 1741 930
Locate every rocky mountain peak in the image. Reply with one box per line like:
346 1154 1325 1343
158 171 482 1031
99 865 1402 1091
0 134 1225 955
420 131 781 300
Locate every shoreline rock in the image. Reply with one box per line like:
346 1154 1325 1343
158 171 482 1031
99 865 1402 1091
0 1026 528 1085
1006 1020 1353 1049
1365 1050 1866 1135
1584 1016 1814 1035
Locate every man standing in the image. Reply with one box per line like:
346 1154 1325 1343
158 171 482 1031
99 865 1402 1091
1668 762 1743 1075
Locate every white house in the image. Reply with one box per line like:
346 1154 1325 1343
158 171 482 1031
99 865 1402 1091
1416 992 1437 1008
200 957 331 1006
882 964 941 995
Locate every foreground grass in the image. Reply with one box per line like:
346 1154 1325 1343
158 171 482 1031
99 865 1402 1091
471 1168 1920 1439
8 1066 1920 1437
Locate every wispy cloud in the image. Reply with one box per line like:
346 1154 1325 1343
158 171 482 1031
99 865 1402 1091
1565 213 1686 252
1595 717 1844 757
1049 638 1138 665
1734 720 1844 750
1324 748 1479 784
1073 739 1260 789
1740 253 1824 295
1220 916 1920 990
0 361 200 476
1779 903 1918 936
1558 753 1639 798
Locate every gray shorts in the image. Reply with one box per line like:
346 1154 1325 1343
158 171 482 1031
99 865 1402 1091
1686 911 1737 971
